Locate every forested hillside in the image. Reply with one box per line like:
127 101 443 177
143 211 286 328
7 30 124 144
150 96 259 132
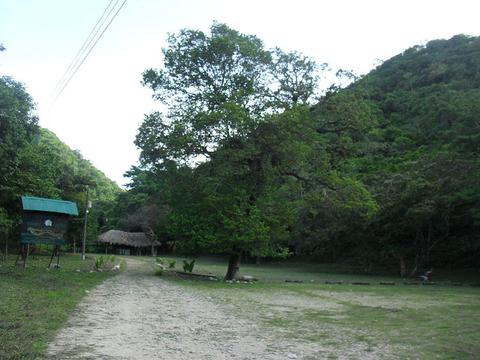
310 34 480 275
115 27 479 278
2 28 478 277
0 75 120 252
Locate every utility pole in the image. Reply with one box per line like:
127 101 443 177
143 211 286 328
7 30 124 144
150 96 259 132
81 186 91 261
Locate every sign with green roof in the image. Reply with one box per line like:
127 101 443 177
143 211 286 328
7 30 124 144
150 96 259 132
21 196 79 216
20 196 79 245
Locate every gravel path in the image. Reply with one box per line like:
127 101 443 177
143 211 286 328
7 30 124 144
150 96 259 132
47 259 304 360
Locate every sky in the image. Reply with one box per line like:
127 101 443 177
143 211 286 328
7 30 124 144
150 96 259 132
1 0 479 186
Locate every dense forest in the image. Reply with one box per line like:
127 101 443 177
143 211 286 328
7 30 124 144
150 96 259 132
1 28 478 279
0 74 120 254
114 27 479 278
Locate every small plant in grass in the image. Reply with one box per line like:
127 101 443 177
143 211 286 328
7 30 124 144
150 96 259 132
95 256 105 270
168 259 176 268
183 259 195 273
94 255 117 271
154 257 166 275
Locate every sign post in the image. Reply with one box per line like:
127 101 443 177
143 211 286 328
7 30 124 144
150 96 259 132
18 196 78 268
81 187 92 261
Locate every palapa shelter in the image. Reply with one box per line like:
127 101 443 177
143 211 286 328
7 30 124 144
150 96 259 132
98 229 160 256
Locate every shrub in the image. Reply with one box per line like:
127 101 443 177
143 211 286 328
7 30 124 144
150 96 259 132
183 259 195 273
94 255 116 271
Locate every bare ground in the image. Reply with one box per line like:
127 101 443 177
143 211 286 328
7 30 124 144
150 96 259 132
47 258 400 360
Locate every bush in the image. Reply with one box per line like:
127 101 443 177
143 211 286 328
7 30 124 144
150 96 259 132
183 259 195 273
154 267 164 276
94 255 116 271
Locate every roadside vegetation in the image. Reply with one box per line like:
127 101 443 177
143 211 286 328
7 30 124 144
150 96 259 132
0 254 116 359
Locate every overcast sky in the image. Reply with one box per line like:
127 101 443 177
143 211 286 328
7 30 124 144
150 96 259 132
1 0 479 186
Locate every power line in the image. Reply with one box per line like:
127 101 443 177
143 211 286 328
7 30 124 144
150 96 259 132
52 0 127 103
52 0 118 96
53 0 127 102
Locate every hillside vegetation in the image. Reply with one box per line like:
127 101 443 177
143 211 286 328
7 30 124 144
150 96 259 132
114 27 479 278
311 34 480 275
0 77 120 252
1 29 478 277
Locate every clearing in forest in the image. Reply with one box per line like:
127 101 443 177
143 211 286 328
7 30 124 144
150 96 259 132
46 257 480 359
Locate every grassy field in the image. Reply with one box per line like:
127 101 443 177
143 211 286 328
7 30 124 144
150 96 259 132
1 252 479 359
0 253 115 359
155 255 480 359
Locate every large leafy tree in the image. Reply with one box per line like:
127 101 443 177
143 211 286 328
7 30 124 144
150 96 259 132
140 22 271 163
136 23 327 279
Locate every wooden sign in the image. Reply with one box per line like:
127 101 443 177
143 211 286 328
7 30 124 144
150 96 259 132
21 212 69 246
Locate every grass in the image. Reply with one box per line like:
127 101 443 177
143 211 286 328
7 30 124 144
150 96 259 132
155 255 480 359
1 252 478 359
0 253 115 359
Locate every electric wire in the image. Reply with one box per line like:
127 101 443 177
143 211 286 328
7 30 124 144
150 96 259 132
52 0 118 97
52 0 127 103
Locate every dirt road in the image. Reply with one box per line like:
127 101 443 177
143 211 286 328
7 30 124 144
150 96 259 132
47 259 309 360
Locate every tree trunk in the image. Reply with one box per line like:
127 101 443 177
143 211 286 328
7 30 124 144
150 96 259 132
399 256 407 278
4 231 8 260
409 254 420 278
225 252 242 280
392 251 407 278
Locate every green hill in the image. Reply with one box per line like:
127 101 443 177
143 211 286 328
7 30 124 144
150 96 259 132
311 35 480 273
0 74 120 250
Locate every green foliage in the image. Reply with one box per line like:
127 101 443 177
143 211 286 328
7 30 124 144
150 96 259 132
94 255 116 271
126 23 334 278
182 259 195 273
155 257 175 269
122 29 480 277
0 75 120 252
309 35 480 272
154 267 164 276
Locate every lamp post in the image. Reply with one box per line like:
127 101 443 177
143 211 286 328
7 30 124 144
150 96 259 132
81 187 92 261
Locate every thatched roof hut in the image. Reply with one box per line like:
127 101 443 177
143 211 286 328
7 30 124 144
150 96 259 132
98 230 161 248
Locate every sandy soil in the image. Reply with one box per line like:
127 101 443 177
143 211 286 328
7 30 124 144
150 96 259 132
47 258 398 359
47 259 312 359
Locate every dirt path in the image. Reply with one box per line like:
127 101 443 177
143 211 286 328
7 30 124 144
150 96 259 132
47 258 308 359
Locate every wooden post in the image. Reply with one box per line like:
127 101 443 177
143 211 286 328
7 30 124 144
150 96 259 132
49 246 57 268
15 246 22 266
24 244 30 268
81 186 89 261
4 229 7 261
56 246 60 267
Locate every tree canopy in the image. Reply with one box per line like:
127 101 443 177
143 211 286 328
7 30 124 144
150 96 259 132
128 23 375 279
121 30 480 278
